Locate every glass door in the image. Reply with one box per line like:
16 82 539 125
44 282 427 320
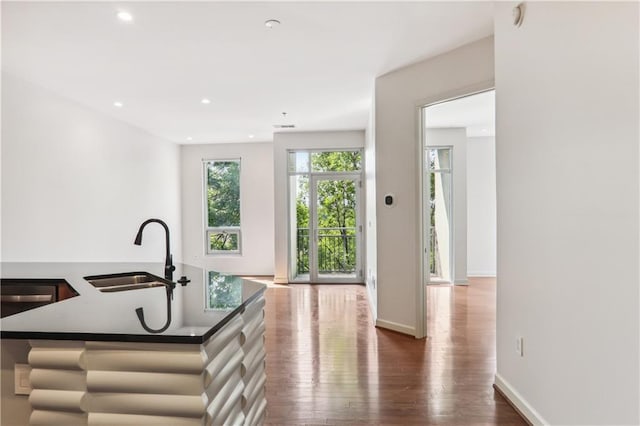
288 149 363 283
311 174 361 283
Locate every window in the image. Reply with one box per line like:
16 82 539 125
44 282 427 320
287 149 363 282
426 147 452 282
204 159 241 254
288 150 362 174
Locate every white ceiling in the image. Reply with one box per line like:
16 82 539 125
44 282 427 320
2 2 494 144
425 89 495 138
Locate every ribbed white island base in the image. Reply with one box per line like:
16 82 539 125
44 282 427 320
27 296 266 425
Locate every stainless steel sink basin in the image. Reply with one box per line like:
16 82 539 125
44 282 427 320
84 272 171 293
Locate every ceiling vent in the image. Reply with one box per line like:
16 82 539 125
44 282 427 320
273 124 296 129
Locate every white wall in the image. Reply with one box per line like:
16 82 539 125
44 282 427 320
180 142 274 275
467 136 496 276
425 128 467 284
494 2 639 424
1 73 181 262
374 37 494 335
365 100 377 318
273 131 365 283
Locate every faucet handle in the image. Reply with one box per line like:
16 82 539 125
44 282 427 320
177 276 191 286
167 254 176 269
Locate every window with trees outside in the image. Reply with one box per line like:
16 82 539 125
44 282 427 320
288 150 362 282
204 159 241 254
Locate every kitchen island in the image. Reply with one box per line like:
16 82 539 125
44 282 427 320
0 262 267 425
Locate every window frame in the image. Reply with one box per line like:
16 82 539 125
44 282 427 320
286 149 364 283
425 146 453 283
202 158 242 256
287 149 363 175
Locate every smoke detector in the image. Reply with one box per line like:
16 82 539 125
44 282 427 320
265 19 280 29
273 112 295 129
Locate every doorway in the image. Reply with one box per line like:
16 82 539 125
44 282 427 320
416 89 496 338
288 150 363 283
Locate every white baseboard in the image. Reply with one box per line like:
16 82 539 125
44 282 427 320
468 271 497 277
365 283 377 321
273 276 288 284
494 373 548 425
454 279 469 285
375 318 415 336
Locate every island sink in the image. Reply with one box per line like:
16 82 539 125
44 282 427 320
1 262 268 425
84 271 171 293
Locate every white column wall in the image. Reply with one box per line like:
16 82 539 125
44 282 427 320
374 37 494 334
365 100 378 318
494 2 639 424
180 143 274 276
467 136 496 277
273 131 365 283
1 73 181 262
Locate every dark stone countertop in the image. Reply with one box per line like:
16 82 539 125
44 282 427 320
0 262 266 344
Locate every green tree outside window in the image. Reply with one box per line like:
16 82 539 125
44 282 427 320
206 160 241 253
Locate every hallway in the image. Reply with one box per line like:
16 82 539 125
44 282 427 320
263 278 525 425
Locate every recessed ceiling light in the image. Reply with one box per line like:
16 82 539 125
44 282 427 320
265 19 280 29
113 101 123 108
201 98 211 105
186 136 193 141
248 134 255 139
117 11 133 22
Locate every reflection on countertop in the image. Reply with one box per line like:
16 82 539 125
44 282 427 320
1 278 78 318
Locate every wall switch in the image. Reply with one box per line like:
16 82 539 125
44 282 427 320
516 336 524 357
14 364 32 395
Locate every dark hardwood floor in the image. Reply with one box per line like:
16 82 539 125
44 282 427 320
262 278 526 425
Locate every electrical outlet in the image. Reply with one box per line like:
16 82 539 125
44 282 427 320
14 364 31 395
515 336 524 357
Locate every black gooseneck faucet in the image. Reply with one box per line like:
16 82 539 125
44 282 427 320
134 218 176 334
134 218 176 281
